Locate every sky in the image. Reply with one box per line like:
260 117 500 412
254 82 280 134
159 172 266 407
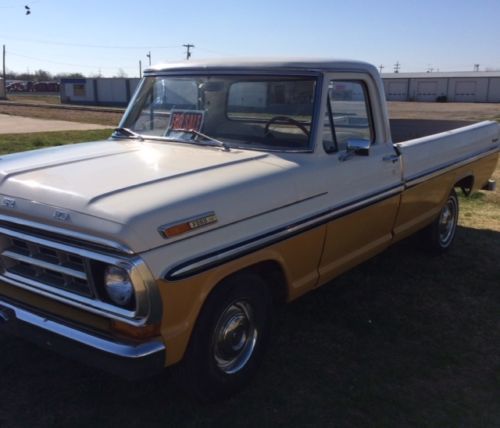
0 0 500 77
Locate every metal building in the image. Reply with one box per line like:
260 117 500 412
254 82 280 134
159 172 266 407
382 71 500 103
60 77 141 106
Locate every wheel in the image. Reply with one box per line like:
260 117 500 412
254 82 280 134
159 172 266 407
264 116 310 138
172 272 272 402
423 189 459 253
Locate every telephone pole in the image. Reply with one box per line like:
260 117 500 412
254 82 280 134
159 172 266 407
146 51 151 66
183 43 195 60
378 64 384 74
393 61 401 73
139 60 142 78
2 45 6 100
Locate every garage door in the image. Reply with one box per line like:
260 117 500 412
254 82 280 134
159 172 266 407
454 80 477 102
415 81 438 101
386 81 408 101
487 78 500 102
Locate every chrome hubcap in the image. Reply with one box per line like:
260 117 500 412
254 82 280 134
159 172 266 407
439 199 456 245
213 301 257 374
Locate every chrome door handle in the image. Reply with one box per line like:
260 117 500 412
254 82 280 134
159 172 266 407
383 154 399 163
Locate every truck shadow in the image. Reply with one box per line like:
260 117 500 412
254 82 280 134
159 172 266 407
0 226 499 427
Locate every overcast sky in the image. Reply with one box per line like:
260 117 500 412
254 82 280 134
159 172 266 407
1 0 499 77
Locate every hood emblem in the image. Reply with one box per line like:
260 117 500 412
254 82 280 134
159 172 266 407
1 198 16 209
159 212 218 238
54 210 71 222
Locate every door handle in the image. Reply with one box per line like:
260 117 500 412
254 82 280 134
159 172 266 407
383 154 399 163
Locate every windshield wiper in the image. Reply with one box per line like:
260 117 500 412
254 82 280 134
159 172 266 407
112 127 144 141
167 130 230 151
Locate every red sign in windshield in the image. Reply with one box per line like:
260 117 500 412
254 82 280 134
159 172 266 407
169 110 204 132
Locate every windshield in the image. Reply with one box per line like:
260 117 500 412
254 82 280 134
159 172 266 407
119 75 317 151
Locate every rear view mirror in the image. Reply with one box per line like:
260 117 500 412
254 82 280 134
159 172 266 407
346 139 370 156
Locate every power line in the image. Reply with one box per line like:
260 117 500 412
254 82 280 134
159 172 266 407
0 34 181 50
8 51 136 70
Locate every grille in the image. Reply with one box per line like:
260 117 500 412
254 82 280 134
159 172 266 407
0 235 94 297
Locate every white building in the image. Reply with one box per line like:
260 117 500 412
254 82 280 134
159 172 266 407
60 78 141 106
383 71 500 102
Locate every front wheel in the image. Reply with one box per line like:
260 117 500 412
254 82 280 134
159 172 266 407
423 189 459 253
172 272 272 402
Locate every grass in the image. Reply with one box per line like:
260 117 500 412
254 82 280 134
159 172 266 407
0 115 498 427
7 94 61 105
0 104 122 126
0 130 113 155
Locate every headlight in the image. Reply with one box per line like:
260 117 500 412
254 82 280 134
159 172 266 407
104 266 134 306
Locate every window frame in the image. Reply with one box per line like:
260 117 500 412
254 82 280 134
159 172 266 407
323 79 376 154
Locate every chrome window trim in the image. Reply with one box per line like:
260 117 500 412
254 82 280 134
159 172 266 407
0 227 162 326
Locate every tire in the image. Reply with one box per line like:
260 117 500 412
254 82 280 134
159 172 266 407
423 189 459 253
172 272 272 402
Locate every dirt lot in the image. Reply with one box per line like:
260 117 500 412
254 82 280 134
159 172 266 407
0 114 111 134
1 100 500 128
388 101 500 121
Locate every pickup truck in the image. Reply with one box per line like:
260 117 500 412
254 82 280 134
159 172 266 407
0 60 498 401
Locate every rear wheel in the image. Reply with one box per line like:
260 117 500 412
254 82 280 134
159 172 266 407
423 189 459 253
172 272 272 402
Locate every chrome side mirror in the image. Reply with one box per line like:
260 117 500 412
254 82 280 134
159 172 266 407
346 139 370 156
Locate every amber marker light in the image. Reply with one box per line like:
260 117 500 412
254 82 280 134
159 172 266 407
159 212 218 238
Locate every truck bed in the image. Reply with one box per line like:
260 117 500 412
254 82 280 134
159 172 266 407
390 119 473 143
392 119 500 183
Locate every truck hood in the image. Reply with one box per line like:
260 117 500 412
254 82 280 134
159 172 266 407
0 139 301 252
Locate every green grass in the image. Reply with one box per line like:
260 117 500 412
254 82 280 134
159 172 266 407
0 129 498 427
0 129 113 155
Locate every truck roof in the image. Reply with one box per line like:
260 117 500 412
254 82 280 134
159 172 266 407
144 58 378 75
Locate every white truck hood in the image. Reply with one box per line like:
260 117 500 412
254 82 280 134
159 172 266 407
0 139 301 252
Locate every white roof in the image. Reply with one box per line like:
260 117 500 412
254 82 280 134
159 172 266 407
145 58 378 74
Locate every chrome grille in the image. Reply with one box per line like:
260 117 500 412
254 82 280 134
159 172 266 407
1 235 94 297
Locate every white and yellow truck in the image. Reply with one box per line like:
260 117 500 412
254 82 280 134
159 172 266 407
0 60 498 400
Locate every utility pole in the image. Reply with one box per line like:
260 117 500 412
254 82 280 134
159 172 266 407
2 45 6 99
473 64 479 72
378 64 384 74
393 61 401 73
183 44 195 60
146 51 151 66
139 60 142 78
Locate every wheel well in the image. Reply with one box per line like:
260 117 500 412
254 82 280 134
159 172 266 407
220 261 289 306
455 175 474 196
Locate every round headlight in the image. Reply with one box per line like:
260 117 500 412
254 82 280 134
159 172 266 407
104 266 134 306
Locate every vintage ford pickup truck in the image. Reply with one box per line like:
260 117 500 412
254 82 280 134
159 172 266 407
0 60 498 400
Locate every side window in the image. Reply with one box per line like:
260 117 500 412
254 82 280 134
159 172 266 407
323 80 373 153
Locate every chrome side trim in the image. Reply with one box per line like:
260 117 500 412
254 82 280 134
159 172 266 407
0 299 165 358
166 184 403 279
404 145 500 189
0 214 134 254
0 227 162 326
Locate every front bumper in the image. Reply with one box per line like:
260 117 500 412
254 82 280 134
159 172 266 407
0 298 166 380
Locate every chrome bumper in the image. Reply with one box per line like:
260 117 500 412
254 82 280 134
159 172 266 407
0 298 166 379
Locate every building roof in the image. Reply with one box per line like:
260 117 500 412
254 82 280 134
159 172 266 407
382 71 500 79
